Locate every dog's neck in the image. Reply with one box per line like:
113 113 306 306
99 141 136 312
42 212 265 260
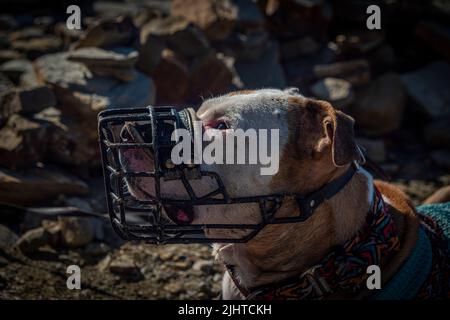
214 166 374 290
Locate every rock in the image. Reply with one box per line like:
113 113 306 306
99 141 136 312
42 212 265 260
68 47 138 81
72 16 138 49
34 52 155 122
58 216 95 248
108 254 142 279
11 36 62 59
430 150 450 171
0 114 48 168
0 167 88 205
140 16 210 59
164 281 184 294
233 41 286 90
424 117 450 150
356 138 386 163
54 22 83 46
415 21 450 60
33 107 100 167
401 61 450 119
217 29 269 62
41 219 61 246
189 52 233 102
0 59 33 83
284 43 337 86
0 224 18 251
0 49 23 64
281 36 321 61
93 1 140 18
314 59 370 86
84 242 110 257
9 27 45 41
263 0 332 40
334 31 385 54
310 77 354 109
350 73 405 135
15 227 48 253
152 49 189 105
171 0 238 42
2 86 56 116
192 259 214 274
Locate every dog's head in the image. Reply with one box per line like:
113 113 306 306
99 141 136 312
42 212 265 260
118 88 361 238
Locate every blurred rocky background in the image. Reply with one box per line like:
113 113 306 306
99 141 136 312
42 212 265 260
0 0 449 299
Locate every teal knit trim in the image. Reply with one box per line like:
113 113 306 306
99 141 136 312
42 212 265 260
371 227 432 300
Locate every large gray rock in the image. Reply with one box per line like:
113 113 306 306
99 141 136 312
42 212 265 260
0 59 33 83
68 47 139 82
350 73 406 136
0 167 88 205
233 41 286 89
401 61 450 119
34 52 155 122
72 16 137 49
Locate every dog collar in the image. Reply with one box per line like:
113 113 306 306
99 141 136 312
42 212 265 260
225 187 401 300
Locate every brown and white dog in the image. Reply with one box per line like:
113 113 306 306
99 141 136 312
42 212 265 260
119 88 448 299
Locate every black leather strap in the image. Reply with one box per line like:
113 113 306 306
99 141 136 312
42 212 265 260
295 163 358 221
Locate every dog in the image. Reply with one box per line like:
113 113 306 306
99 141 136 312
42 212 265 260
118 88 449 300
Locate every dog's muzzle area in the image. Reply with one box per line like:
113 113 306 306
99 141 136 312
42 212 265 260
98 106 358 244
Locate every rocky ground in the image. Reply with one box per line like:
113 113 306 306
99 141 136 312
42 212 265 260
0 0 450 299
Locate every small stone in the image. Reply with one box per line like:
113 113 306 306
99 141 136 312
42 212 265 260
164 281 184 294
58 216 95 248
15 227 49 253
401 61 450 119
192 259 214 274
173 260 191 270
84 242 110 257
109 255 142 280
335 31 384 54
310 77 354 109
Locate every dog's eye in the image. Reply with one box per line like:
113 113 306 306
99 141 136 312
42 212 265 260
214 122 229 130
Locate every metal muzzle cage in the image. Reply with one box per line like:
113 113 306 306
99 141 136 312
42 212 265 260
98 106 358 244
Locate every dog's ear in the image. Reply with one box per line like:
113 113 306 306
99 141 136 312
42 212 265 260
324 108 361 167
